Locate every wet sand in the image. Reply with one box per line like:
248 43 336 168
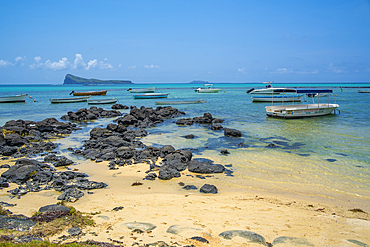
1 158 369 246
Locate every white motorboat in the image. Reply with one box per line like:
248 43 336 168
247 81 284 94
87 98 118 104
265 89 339 119
127 87 156 93
133 93 169 99
49 96 90 103
0 94 28 103
195 84 221 93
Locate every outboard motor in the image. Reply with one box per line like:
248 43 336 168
127 88 132 91
69 91 75 95
246 88 254 93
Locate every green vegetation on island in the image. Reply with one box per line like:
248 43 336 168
63 74 132 85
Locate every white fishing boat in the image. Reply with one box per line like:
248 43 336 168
265 89 339 119
247 81 286 94
0 94 28 103
127 87 156 93
49 96 90 103
155 99 204 105
87 98 118 104
133 93 169 99
252 94 303 102
195 84 221 93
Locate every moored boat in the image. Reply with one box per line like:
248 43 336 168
0 94 28 103
87 98 118 104
247 81 290 95
252 94 303 102
358 90 370 93
133 93 169 99
128 87 156 93
155 99 204 105
71 90 107 96
49 96 90 103
265 89 339 119
195 84 221 93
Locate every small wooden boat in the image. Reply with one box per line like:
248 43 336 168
49 96 90 103
155 99 204 105
71 90 107 96
265 89 339 119
133 93 169 99
128 87 156 93
87 98 118 104
358 90 370 93
0 94 28 103
195 84 221 93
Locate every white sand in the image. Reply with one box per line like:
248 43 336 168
1 158 369 246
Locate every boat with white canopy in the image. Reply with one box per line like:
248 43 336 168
265 88 339 119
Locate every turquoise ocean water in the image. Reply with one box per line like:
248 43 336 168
1 82 370 210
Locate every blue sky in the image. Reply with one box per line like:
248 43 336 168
0 0 369 84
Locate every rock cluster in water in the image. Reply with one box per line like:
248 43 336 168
0 158 106 200
61 106 123 121
0 118 81 158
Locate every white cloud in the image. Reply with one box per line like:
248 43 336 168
86 59 98 70
128 65 136 69
0 60 12 67
99 59 113 70
72 54 86 69
295 69 319 75
0 56 27 68
327 63 344 73
270 68 293 74
29 56 44 69
44 57 70 70
28 54 114 71
144 65 160 69
14 56 26 66
238 68 245 72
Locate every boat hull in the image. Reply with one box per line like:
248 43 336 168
266 103 339 119
72 90 107 96
128 87 156 93
252 95 303 102
87 98 118 104
196 89 221 93
49 96 90 103
0 94 28 103
155 99 204 105
133 93 169 99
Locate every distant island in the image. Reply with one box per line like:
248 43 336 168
63 74 132 85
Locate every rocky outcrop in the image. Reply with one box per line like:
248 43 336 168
0 158 106 199
63 74 132 85
176 112 223 126
61 106 122 121
0 118 80 158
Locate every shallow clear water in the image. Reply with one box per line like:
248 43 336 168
1 83 370 209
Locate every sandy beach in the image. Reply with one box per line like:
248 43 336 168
1 156 369 247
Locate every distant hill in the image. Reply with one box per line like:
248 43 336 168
63 74 132 85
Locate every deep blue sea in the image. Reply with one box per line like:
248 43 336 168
1 82 370 210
